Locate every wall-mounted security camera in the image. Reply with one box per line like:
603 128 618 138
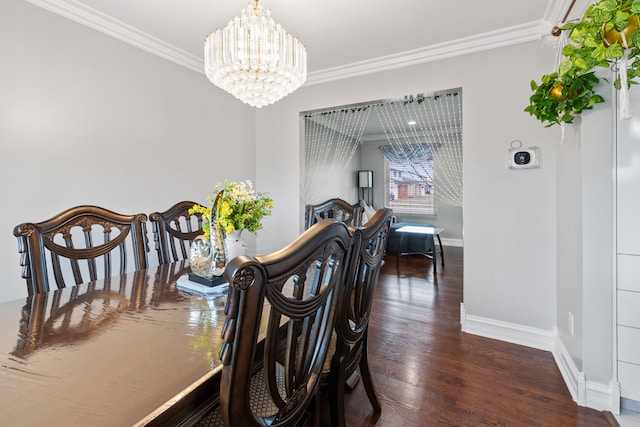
508 140 539 169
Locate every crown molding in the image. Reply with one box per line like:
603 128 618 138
27 0 555 85
25 0 203 74
306 20 552 85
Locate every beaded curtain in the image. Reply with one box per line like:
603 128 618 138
304 88 462 208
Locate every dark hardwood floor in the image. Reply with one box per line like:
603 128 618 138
337 246 614 427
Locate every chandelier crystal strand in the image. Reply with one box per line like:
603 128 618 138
205 1 307 108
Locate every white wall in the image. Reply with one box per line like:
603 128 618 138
581 85 615 387
554 70 618 409
0 0 254 303
556 123 585 370
256 40 559 332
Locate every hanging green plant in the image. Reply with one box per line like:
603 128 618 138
525 0 640 126
525 71 604 126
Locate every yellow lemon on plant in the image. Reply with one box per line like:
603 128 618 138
549 85 564 100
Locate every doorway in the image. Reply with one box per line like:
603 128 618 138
302 87 463 247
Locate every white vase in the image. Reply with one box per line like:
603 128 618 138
225 229 246 261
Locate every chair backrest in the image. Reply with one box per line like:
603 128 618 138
304 198 364 230
149 201 204 265
13 205 149 295
333 208 393 374
219 220 353 426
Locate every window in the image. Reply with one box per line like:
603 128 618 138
388 158 435 215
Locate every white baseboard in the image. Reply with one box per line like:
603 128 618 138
460 303 619 413
552 335 581 402
552 333 620 412
459 303 555 351
587 380 620 413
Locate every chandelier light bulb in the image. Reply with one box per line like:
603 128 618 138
204 1 307 108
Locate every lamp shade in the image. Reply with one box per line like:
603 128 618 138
358 170 373 188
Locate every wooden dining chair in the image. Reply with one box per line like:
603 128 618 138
149 200 204 265
328 207 393 427
13 205 149 296
194 220 353 427
304 197 364 229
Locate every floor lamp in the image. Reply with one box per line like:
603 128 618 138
358 170 373 206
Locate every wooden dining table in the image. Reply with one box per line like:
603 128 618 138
0 261 234 426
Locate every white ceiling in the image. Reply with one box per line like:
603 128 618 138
27 0 586 84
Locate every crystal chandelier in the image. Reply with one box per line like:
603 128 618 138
204 1 307 108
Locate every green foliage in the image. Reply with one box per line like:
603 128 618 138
209 180 273 235
190 180 273 238
526 0 640 126
525 72 604 126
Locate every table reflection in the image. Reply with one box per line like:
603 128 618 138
0 261 229 426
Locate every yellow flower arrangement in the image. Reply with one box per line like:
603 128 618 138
189 180 273 239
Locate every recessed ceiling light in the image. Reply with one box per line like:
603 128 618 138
408 120 417 126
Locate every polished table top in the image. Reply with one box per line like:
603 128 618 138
0 262 229 426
